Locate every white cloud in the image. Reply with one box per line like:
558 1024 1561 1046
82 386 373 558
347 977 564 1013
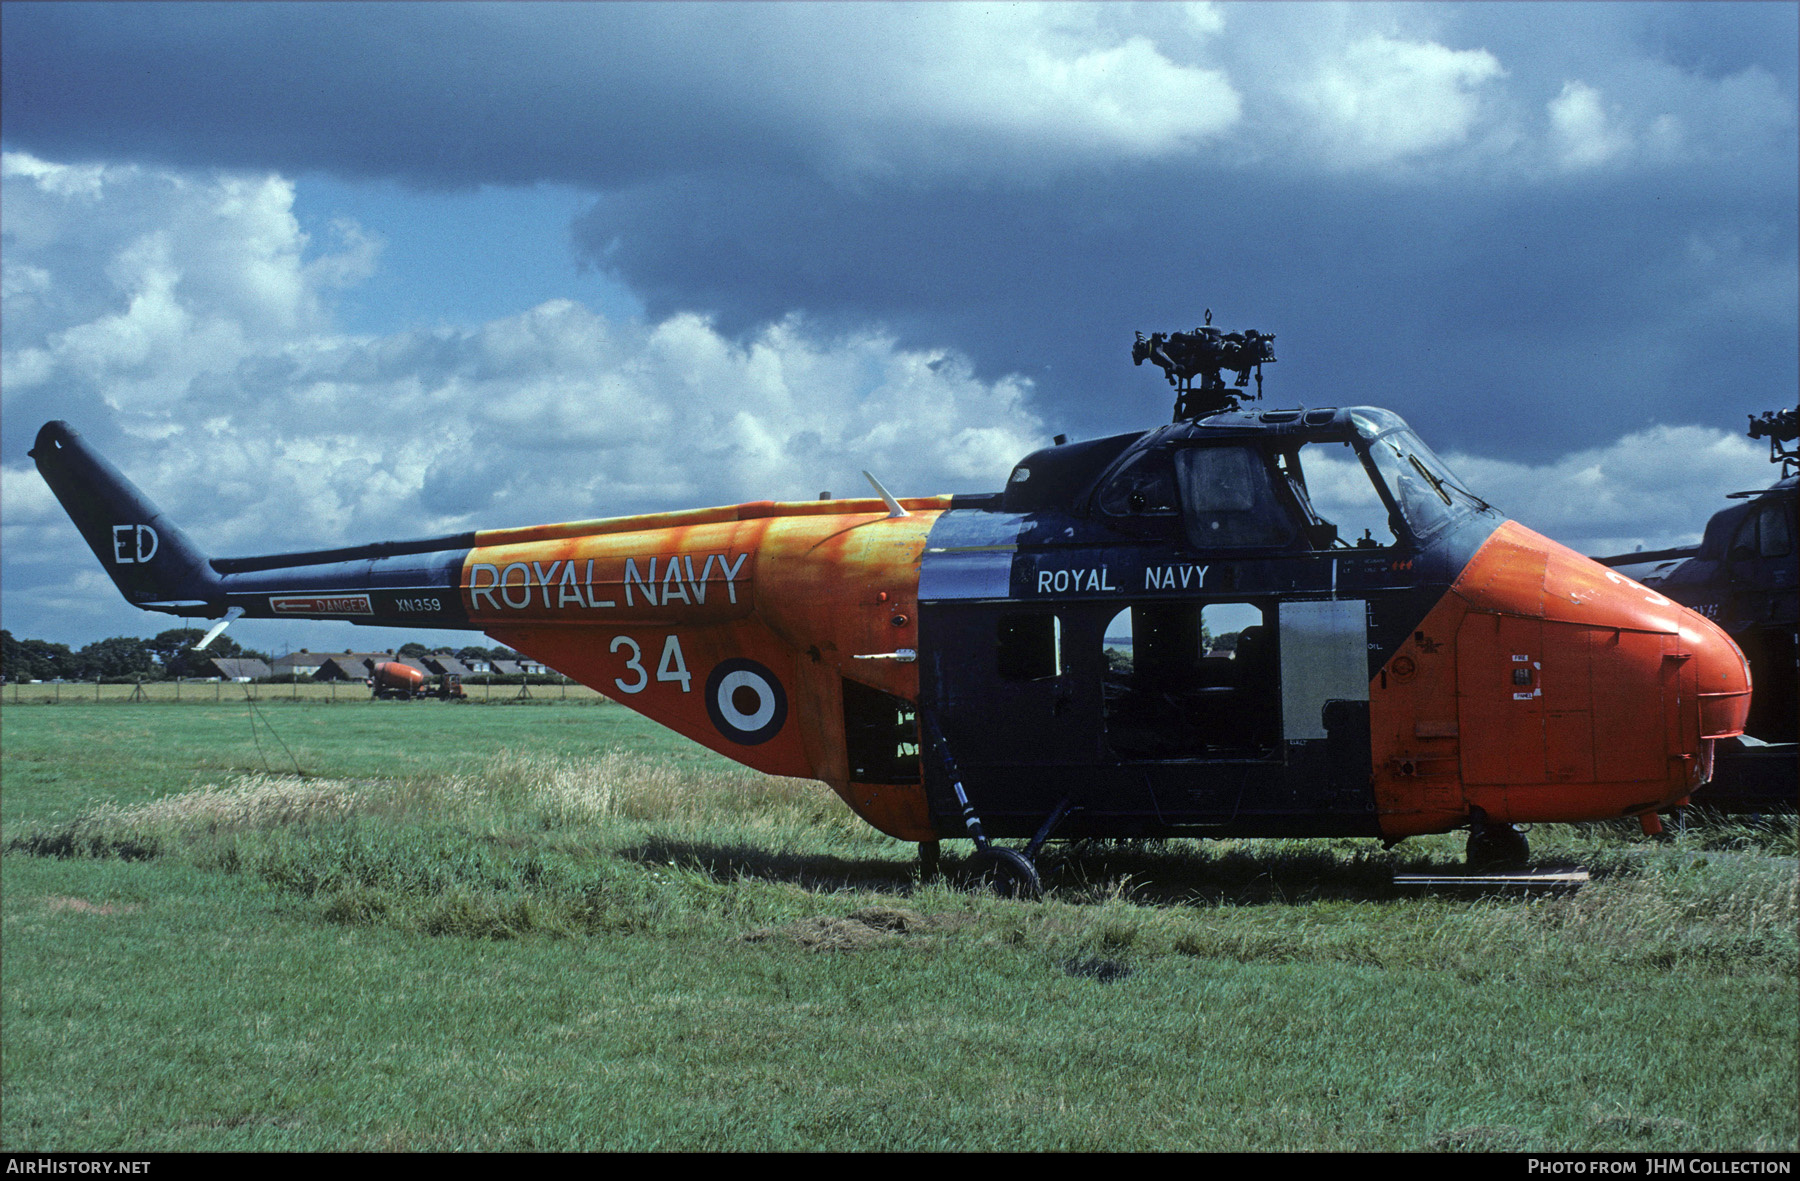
0 153 378 425
1295 35 1507 166
748 3 1242 176
1442 425 1774 556
1548 81 1631 170
2 155 1047 642
1197 4 1795 179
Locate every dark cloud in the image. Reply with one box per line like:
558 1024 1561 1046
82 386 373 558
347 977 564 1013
576 160 1796 461
1 3 791 187
4 2 1795 465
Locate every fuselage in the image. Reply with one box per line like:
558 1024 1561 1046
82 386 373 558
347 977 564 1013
32 407 1753 845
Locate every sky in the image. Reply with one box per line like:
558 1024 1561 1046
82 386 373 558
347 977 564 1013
2 1 1795 656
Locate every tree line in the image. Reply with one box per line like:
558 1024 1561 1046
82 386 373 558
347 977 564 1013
0 630 521 683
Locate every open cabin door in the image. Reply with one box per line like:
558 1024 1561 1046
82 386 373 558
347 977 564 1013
1278 598 1374 805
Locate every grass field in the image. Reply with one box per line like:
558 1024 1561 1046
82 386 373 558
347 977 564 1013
2 697 1794 1151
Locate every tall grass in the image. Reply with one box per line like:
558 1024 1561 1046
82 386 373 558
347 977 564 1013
11 748 1794 974
4 704 1794 1150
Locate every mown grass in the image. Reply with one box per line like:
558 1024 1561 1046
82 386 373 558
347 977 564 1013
2 700 1795 1151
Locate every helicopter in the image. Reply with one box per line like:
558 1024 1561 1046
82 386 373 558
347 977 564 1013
1594 408 1796 813
31 317 1753 895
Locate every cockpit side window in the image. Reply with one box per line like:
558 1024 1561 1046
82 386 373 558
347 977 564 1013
1735 501 1794 560
1758 501 1793 559
1289 441 1399 548
1174 446 1297 548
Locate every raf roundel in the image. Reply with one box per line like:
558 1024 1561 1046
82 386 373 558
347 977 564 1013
704 658 788 746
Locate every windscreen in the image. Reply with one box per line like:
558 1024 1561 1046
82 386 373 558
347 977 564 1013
1363 429 1483 538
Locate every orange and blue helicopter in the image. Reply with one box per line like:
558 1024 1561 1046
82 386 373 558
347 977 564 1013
32 318 1753 894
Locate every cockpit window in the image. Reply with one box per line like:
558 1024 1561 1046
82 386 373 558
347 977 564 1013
1096 424 1487 550
1174 446 1296 548
1348 408 1409 441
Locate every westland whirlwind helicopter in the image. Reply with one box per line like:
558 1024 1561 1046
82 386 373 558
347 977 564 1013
32 315 1753 895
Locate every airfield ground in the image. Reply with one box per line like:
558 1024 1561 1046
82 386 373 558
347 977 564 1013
2 696 1794 1151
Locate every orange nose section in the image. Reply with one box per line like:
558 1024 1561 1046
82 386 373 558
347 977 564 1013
1683 615 1752 742
1446 521 1756 816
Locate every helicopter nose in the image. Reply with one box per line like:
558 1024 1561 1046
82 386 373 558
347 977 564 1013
1448 522 1756 813
1683 613 1752 745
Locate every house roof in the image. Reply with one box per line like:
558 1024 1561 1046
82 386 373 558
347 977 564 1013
312 653 402 678
206 657 272 680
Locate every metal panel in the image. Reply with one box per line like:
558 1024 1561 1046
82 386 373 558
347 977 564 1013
918 551 1015 601
1279 599 1369 740
918 511 1025 602
1455 612 1546 785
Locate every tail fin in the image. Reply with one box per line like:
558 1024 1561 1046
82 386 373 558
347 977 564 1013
30 421 223 615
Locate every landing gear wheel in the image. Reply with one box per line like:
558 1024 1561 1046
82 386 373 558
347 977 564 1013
1466 823 1530 870
918 841 942 882
967 847 1043 900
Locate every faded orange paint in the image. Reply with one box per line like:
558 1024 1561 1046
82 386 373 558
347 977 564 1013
1371 520 1751 838
463 498 943 840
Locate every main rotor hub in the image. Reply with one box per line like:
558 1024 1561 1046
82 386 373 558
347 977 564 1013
1132 309 1277 421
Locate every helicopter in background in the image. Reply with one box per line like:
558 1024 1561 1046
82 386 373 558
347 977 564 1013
31 316 1753 894
1596 409 1796 812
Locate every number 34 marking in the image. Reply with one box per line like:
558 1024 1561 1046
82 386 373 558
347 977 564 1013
609 634 692 694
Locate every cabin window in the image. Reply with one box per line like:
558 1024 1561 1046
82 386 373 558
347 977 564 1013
1097 449 1180 516
1734 502 1794 561
1731 512 1757 556
997 612 1062 681
1101 602 1279 758
1174 446 1296 548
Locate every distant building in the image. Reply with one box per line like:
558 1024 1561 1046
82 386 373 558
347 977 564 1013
422 655 476 678
270 652 334 678
200 657 271 682
312 652 405 681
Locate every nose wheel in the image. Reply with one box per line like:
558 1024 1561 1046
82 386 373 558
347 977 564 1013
967 846 1043 899
1466 809 1530 870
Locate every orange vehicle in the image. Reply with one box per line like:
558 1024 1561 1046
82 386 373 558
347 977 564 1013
368 660 426 699
31 320 1751 894
368 660 466 700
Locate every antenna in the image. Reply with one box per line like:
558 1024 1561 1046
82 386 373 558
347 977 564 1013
862 471 909 518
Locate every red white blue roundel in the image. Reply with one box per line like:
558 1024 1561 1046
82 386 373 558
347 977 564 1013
704 658 788 745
